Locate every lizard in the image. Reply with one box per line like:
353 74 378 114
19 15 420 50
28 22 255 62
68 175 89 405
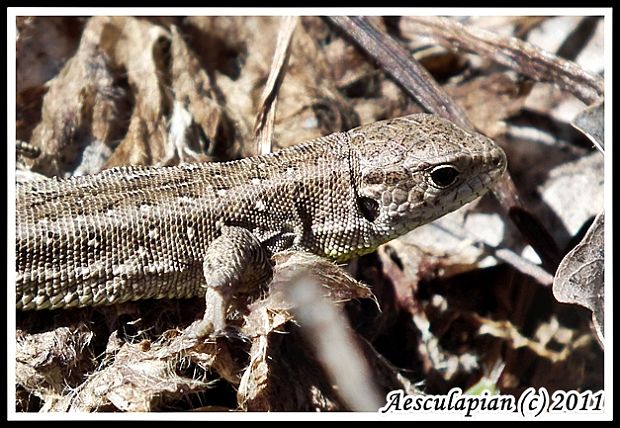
15 113 507 335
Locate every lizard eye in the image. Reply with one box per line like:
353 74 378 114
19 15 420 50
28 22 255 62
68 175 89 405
429 165 460 188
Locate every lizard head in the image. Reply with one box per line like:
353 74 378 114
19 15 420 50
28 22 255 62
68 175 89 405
349 113 507 240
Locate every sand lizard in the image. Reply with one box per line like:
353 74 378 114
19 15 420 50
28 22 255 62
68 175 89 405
16 113 507 333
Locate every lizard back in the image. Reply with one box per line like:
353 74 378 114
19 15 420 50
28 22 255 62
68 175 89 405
16 133 368 309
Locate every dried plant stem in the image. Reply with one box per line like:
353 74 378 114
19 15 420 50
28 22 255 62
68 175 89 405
401 16 604 105
327 16 473 130
255 16 299 156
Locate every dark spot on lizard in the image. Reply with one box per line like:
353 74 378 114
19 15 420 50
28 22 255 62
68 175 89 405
357 197 380 222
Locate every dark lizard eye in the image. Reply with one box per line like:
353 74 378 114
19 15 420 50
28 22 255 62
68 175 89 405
429 165 460 188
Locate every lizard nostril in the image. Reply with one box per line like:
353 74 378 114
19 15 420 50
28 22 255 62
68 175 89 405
491 150 506 170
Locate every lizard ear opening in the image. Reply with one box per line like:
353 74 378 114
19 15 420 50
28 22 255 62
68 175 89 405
357 196 380 222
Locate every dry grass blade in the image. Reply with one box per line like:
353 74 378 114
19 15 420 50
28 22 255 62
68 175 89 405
491 173 561 275
401 16 604 104
508 206 563 271
254 16 299 156
326 16 473 130
431 217 554 287
285 274 383 411
493 248 554 287
498 177 550 257
485 136 568 274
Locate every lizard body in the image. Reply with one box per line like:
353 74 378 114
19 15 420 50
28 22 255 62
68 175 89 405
16 114 506 318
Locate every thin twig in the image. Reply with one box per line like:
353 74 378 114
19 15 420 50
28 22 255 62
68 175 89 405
400 16 604 105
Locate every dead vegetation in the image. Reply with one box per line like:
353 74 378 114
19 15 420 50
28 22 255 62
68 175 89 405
15 15 604 412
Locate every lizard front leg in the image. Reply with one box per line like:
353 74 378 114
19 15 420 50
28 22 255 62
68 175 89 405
190 225 273 338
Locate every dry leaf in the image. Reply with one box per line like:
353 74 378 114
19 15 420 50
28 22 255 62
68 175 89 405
553 212 604 346
572 99 605 153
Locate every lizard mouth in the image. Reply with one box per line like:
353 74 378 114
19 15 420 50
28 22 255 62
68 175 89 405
462 144 507 196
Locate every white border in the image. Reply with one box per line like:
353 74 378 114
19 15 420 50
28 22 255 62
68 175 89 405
7 7 612 421
603 6 613 420
7 7 613 16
